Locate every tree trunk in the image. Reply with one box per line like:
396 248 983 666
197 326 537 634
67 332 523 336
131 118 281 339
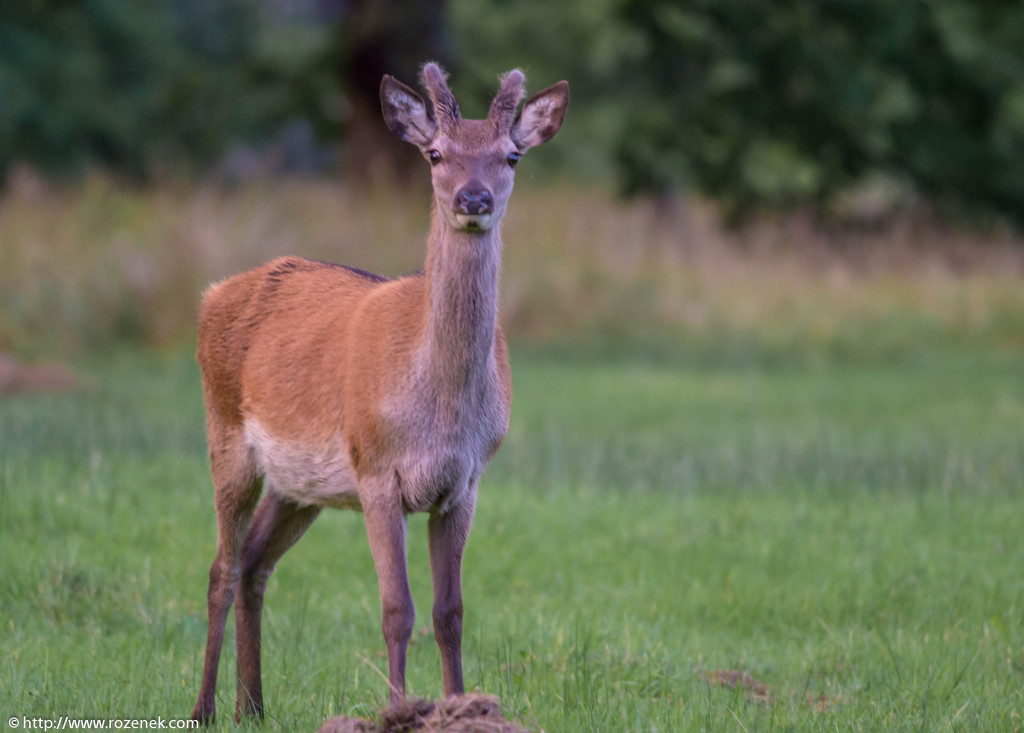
340 0 451 186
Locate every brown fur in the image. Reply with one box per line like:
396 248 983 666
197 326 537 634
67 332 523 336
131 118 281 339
190 63 568 725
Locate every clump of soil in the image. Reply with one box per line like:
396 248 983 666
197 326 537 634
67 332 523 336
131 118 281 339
0 352 79 394
700 669 774 705
700 669 842 712
318 694 532 733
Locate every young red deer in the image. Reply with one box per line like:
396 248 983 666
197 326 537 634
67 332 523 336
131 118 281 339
190 63 568 724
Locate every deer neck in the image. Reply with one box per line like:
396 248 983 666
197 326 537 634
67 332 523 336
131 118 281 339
418 210 502 396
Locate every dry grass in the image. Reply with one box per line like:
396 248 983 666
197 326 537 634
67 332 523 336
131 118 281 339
2 174 1023 359
501 188 1024 358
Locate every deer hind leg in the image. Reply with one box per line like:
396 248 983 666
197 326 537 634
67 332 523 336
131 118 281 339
233 487 321 722
361 476 415 706
192 428 261 725
429 484 477 697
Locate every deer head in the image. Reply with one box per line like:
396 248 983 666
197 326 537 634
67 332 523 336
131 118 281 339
380 63 569 232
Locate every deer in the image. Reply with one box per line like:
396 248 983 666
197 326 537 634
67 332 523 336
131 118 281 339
189 63 568 724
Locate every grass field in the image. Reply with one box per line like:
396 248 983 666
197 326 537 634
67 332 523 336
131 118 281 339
2 344 1022 731
2 182 1023 730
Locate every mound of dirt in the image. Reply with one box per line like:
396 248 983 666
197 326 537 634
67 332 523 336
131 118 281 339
0 352 79 394
318 694 533 733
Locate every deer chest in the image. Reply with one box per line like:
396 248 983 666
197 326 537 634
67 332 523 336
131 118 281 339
379 383 509 513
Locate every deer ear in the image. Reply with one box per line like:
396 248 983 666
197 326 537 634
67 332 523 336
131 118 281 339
513 81 569 150
380 75 437 146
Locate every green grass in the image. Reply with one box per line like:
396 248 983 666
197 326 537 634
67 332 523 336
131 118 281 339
2 346 1023 731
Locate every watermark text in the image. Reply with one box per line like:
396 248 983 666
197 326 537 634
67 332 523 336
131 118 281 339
9 717 198 730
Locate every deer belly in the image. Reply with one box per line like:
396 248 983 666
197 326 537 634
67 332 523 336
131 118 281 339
244 419 361 509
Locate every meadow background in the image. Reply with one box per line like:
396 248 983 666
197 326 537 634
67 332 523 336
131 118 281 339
2 2 1024 731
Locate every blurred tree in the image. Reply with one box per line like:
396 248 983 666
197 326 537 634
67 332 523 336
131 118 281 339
615 0 1024 224
330 0 452 185
449 0 635 183
3 0 1022 229
0 0 296 179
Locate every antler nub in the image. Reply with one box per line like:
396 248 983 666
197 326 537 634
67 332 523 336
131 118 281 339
489 69 526 131
420 62 460 128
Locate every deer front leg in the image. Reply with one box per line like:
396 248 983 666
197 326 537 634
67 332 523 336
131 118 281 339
429 484 477 697
362 479 414 706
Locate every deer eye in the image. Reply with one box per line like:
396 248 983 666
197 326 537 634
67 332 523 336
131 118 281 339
428 150 442 165
507 151 521 168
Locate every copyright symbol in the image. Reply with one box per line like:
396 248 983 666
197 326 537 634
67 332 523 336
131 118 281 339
9 717 19 729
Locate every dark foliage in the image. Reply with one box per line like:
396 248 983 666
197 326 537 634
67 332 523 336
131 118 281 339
0 0 293 179
2 0 1022 226
615 0 1024 223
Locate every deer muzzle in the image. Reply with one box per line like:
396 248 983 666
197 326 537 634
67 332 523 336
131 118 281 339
453 184 495 231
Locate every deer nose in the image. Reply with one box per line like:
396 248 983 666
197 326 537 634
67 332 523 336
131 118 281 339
455 186 493 215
